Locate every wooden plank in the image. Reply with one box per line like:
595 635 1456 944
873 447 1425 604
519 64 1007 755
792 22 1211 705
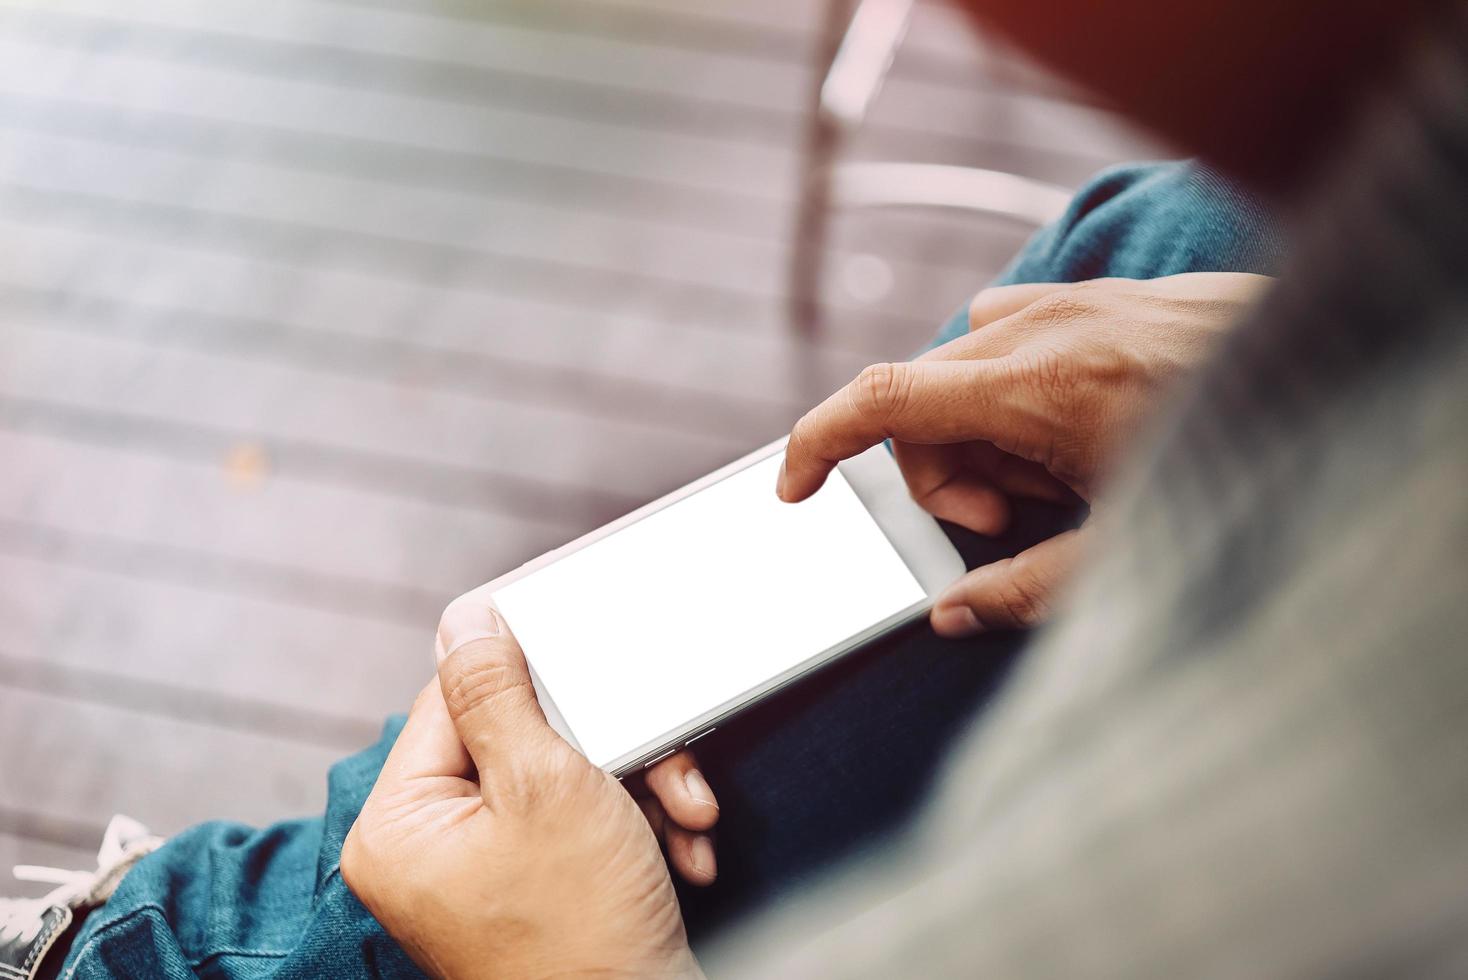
0 128 990 328
0 109 1023 334
0 313 974 575
301 0 1080 111
0 387 632 532
0 517 438 627
0 650 386 752
578 0 824 35
0 30 1135 326
0 282 807 439
0 254 870 416
328 0 821 64
0 424 586 598
0 217 987 421
0 126 1079 367
0 6 1139 178
0 323 751 504
0 37 796 200
0 94 788 240
0 686 346 837
0 552 426 725
10 0 815 118
1 130 796 303
322 0 1080 107
0 182 935 358
0 7 802 147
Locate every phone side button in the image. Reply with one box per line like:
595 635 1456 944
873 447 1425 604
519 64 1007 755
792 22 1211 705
684 727 717 747
643 749 677 769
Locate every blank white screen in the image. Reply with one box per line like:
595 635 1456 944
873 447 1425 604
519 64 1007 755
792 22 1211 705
491 454 926 768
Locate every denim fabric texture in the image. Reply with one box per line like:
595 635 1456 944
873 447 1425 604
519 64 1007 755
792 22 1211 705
62 718 418 978
927 161 1284 351
59 160 1281 978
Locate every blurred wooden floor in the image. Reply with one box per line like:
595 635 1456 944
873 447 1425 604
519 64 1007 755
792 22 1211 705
0 0 1157 878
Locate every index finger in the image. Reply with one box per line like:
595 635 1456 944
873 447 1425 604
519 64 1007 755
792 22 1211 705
377 679 476 789
777 359 1021 502
968 281 1062 332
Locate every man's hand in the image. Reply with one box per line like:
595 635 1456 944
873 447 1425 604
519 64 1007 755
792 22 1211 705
778 273 1269 636
342 593 715 979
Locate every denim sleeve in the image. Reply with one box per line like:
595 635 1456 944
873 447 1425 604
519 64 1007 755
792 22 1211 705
62 716 425 980
924 160 1286 352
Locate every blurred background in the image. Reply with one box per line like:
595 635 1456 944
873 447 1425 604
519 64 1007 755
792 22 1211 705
0 0 1158 878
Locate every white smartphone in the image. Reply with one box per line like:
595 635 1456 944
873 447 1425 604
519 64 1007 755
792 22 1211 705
478 438 964 777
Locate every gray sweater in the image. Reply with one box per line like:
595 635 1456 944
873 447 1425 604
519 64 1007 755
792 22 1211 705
722 8 1468 977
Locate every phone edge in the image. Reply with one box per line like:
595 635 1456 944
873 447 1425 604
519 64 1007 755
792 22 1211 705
479 439 963 776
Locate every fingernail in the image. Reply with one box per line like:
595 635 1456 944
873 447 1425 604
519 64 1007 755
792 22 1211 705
775 459 789 500
684 770 718 809
437 604 502 662
690 834 716 878
931 604 980 638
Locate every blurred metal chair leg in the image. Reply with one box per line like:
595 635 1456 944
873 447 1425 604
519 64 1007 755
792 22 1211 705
834 162 1071 222
789 0 910 338
787 0 1071 337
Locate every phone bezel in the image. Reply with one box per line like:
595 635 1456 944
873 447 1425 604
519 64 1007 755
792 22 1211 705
476 437 965 777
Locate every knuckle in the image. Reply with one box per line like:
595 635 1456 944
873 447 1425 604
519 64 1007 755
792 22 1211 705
1023 293 1091 326
851 361 910 422
786 413 815 459
997 579 1046 628
996 560 1053 628
440 649 531 719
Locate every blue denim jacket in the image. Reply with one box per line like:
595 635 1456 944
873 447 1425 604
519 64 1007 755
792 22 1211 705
62 717 424 979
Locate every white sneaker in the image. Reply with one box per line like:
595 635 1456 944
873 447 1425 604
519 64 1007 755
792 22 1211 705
0 816 163 980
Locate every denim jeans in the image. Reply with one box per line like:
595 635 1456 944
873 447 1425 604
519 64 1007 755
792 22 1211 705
59 162 1281 979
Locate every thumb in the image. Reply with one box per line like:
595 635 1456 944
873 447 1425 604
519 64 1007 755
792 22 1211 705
435 596 554 781
930 529 1085 636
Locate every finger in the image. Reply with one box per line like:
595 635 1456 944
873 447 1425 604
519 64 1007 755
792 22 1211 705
436 597 556 782
892 441 1011 535
968 281 1063 331
637 797 717 886
637 795 668 838
664 822 717 887
376 679 478 791
643 750 719 833
970 443 1081 505
930 528 1086 637
778 359 1028 502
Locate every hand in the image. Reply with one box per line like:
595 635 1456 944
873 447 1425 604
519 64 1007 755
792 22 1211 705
777 273 1268 636
342 594 717 979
